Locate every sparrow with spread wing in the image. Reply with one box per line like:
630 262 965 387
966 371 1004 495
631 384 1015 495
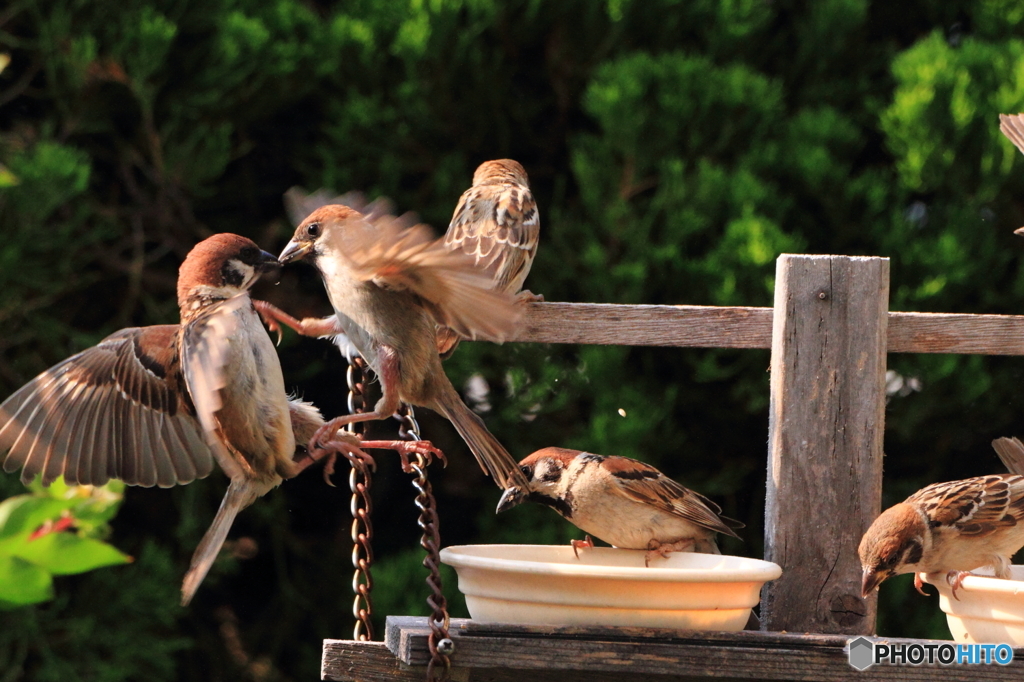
259 202 529 490
0 234 326 605
859 474 1024 599
497 447 743 565
436 159 541 357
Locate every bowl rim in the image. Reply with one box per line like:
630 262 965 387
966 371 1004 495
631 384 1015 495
919 569 1024 597
441 544 782 583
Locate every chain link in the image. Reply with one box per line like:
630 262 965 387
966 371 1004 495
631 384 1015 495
396 404 452 682
345 350 374 642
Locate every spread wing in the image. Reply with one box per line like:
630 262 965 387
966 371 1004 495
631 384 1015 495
999 114 1024 156
0 325 214 488
179 295 250 480
601 456 743 538
993 437 1024 476
444 182 539 294
331 208 522 343
909 474 1024 537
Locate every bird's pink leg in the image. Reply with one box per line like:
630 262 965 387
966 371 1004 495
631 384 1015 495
571 535 594 559
645 538 695 567
515 290 545 303
252 300 343 345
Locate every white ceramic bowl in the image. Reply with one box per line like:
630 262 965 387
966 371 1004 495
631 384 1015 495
921 566 1024 645
440 544 782 630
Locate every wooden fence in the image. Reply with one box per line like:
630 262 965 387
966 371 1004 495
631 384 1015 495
322 254 1024 681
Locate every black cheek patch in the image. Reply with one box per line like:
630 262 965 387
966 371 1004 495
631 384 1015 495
221 261 244 287
539 463 563 483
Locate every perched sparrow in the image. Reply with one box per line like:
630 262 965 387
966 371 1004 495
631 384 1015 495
267 202 530 489
436 159 541 357
496 447 743 564
0 234 325 605
859 474 1024 599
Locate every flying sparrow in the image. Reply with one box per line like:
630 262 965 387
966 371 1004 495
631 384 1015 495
859 473 1024 599
264 201 530 490
0 234 327 605
436 159 541 358
496 447 744 564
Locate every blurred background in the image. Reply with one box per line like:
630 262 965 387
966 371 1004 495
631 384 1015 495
3 0 1024 679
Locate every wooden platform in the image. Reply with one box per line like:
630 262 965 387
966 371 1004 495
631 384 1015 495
321 617 1024 681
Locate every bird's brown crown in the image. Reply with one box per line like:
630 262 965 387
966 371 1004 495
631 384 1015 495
472 159 529 187
177 233 265 308
294 205 362 239
519 447 580 469
858 502 924 568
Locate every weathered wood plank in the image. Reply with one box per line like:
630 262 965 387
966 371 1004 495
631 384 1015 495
510 302 774 348
887 311 1024 354
762 255 888 635
321 639 423 682
365 617 1024 681
504 302 1024 355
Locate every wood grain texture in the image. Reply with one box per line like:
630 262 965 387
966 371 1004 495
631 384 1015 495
321 640 424 682
510 302 773 348
762 255 888 635
887 312 1024 354
504 303 1024 355
353 617 1024 681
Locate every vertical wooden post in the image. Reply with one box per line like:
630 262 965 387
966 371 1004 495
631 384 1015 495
761 254 888 635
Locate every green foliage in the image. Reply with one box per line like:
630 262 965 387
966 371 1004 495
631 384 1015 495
4 0 1024 678
0 480 129 609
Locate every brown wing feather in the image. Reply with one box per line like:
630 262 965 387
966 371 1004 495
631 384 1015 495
909 474 1024 536
0 325 215 487
444 183 539 294
1000 114 1024 156
601 456 743 538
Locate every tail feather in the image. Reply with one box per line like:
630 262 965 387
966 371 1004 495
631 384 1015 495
180 478 262 606
431 383 527 489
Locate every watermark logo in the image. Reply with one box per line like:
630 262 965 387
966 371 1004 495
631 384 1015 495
847 637 1014 670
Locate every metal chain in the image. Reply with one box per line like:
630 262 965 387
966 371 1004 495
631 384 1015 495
345 350 374 642
396 404 453 682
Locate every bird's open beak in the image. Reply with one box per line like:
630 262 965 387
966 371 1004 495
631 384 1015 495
278 239 312 264
256 250 281 273
496 486 525 514
861 567 884 598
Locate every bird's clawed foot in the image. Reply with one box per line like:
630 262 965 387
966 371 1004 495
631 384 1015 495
516 290 545 304
252 300 343 344
571 535 594 559
913 573 931 596
946 570 972 601
298 429 376 486
358 439 447 473
645 538 695 567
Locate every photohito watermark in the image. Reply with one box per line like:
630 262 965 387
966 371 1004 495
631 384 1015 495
847 637 1014 671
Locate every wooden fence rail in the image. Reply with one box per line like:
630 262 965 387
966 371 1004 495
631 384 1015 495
516 303 1024 355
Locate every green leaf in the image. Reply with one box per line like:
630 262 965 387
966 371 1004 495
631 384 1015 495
0 496 73 538
0 554 53 608
8 533 131 575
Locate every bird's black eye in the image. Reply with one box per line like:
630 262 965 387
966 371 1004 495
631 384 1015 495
305 222 321 238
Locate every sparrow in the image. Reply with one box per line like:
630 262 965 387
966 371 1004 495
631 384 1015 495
436 159 541 358
263 201 530 490
496 447 744 564
0 233 326 605
859 473 1024 600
